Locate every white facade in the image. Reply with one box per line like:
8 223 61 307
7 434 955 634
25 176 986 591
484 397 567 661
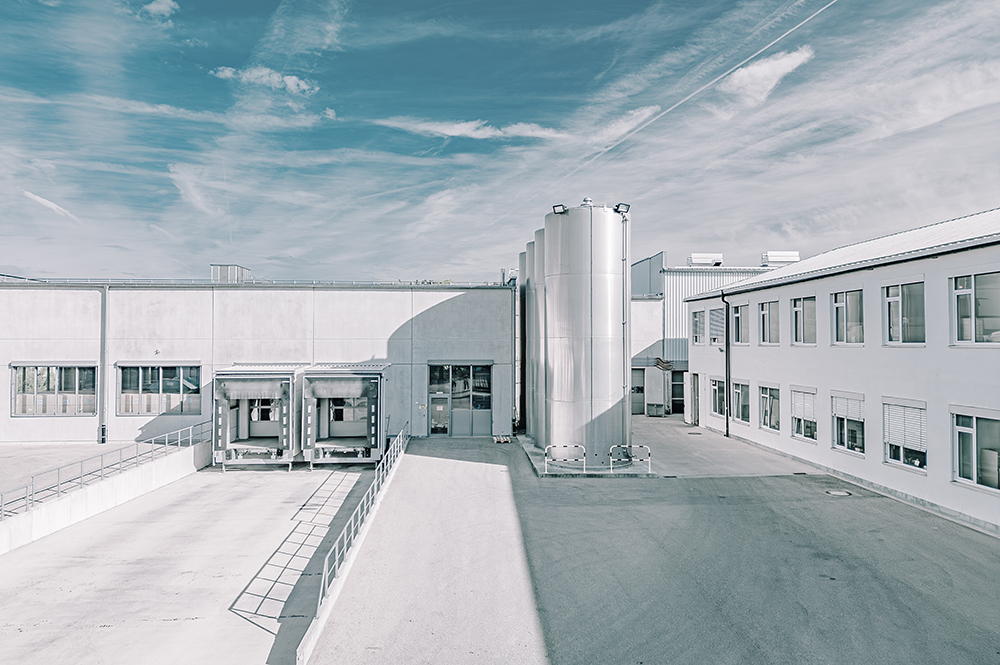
686 208 1000 533
1 281 514 448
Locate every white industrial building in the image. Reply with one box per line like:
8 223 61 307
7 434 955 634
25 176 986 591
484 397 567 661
1 269 514 465
686 207 1000 533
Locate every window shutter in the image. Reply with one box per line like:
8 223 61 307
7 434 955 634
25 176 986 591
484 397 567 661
833 396 863 420
709 308 725 340
883 403 926 452
792 391 804 418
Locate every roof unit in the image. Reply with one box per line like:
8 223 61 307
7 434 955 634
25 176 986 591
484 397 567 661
687 253 724 267
761 251 800 268
211 264 252 284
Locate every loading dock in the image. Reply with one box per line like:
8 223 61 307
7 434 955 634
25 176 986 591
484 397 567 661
301 363 386 467
213 366 300 470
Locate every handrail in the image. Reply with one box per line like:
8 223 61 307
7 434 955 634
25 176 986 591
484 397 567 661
315 422 410 616
544 444 587 474
610 444 652 474
0 420 212 522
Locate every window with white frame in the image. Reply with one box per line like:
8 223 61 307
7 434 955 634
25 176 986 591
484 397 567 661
692 310 705 344
759 301 779 344
954 272 1000 343
955 413 1000 490
119 365 201 415
709 308 725 345
792 297 816 344
884 283 925 343
833 290 864 343
833 395 864 453
884 402 927 468
13 365 97 416
732 382 750 423
733 305 748 344
711 379 725 416
791 389 817 440
760 386 779 431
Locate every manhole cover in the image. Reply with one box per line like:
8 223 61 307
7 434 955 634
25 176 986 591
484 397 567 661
826 490 852 496
687 432 702 435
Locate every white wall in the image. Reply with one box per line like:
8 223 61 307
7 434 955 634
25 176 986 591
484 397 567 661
687 244 1000 532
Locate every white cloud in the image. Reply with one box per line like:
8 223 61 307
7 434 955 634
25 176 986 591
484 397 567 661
211 66 319 95
370 117 563 140
717 46 814 109
323 108 337 120
20 189 82 224
142 0 179 18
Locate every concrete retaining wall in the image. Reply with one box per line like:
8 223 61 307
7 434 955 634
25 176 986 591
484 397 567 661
0 441 212 556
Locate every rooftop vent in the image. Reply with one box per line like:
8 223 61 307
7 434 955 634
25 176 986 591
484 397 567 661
687 253 724 267
761 251 800 268
211 264 252 284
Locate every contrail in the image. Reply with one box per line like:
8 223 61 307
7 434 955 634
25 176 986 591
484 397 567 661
489 0 843 225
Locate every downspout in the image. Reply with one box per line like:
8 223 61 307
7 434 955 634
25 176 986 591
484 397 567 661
720 290 730 438
621 210 631 448
98 285 108 444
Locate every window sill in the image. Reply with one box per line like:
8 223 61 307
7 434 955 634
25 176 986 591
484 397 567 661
951 479 1000 497
732 418 750 427
733 342 750 347
883 343 926 348
883 460 927 476
758 426 780 435
758 343 780 347
791 434 818 445
791 343 817 347
831 343 864 348
117 412 202 417
709 411 725 419
832 446 865 459
11 413 98 418
948 343 1000 348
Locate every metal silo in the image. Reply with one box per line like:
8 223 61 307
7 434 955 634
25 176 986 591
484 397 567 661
544 199 630 467
517 251 527 432
524 241 536 441
533 229 547 448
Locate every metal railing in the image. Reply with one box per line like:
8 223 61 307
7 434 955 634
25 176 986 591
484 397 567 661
0 420 211 522
315 422 410 615
610 445 652 473
544 444 587 473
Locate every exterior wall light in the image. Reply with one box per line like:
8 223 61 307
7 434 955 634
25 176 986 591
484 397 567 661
552 204 568 214
614 203 630 214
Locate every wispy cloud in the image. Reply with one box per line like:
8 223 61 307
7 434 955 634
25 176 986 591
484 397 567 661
370 117 564 140
142 0 179 18
20 189 83 225
715 45 814 110
211 66 319 95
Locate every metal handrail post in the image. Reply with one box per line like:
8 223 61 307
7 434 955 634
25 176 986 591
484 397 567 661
57 466 61 495
80 460 84 489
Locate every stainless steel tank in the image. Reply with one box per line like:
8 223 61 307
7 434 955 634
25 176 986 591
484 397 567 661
533 229 547 449
544 200 630 467
517 250 527 432
524 241 536 441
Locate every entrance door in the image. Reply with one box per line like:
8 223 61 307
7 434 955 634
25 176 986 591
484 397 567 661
428 364 492 436
430 397 450 434
691 373 700 425
631 368 645 415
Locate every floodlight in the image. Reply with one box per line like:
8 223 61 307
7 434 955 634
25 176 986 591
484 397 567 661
552 204 568 215
614 203 630 214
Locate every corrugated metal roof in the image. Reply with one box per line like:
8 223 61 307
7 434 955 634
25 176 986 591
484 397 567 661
687 207 1000 300
309 362 391 372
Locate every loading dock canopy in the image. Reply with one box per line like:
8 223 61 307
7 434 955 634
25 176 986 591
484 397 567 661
304 378 377 399
215 378 290 400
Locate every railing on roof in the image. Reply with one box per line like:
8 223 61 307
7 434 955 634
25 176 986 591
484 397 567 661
0 420 211 522
16 278 510 287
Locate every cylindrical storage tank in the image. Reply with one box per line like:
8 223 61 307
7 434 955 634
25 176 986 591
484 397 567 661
524 241 536 441
545 200 630 468
517 251 527 432
533 229 547 449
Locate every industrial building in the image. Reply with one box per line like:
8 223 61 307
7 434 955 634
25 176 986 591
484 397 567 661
686 207 1000 533
1 271 514 466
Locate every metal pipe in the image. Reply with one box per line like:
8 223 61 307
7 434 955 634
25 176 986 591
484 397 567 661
98 285 108 444
621 210 631 450
721 290 731 438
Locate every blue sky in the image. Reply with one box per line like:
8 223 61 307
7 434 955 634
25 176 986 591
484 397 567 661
1 0 998 280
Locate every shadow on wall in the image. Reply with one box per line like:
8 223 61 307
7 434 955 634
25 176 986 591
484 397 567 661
132 290 511 444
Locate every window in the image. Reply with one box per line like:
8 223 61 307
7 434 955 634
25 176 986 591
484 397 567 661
792 297 816 344
759 301 779 344
332 397 366 422
13 365 97 416
251 398 277 422
732 383 750 423
833 395 864 452
733 305 748 344
884 403 927 468
760 386 779 431
955 414 1000 489
709 308 725 345
884 283 925 343
954 273 1000 343
791 389 817 440
711 379 725 416
692 310 705 344
119 365 200 415
833 290 864 343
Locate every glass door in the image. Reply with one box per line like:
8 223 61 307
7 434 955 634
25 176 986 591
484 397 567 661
429 365 451 435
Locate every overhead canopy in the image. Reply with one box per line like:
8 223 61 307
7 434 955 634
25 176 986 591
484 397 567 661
216 378 289 401
305 377 377 399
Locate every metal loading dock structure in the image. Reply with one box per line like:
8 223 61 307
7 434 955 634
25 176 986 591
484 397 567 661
213 365 297 470
302 363 386 465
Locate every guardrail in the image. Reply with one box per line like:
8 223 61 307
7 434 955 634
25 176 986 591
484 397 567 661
0 421 212 522
610 445 652 473
544 444 587 473
315 421 411 615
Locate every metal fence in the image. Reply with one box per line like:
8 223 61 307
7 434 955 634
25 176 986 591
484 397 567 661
0 420 212 522
316 422 411 615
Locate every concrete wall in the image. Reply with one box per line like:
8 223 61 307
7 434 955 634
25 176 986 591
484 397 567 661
0 441 212 556
687 244 1000 532
0 285 515 446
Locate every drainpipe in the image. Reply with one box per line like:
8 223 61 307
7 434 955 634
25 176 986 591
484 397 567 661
98 285 109 444
720 289 730 438
621 209 631 449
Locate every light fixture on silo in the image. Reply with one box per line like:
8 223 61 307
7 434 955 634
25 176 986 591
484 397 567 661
614 203 630 214
552 204 568 215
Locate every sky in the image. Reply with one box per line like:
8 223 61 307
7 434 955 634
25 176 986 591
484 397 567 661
1 0 998 281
